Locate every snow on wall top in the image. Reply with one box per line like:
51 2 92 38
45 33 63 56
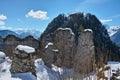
45 42 53 48
15 45 35 54
57 28 74 35
84 29 93 33
52 49 59 52
0 51 6 58
35 58 44 67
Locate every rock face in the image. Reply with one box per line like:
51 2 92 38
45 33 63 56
40 28 95 76
74 30 95 74
42 28 75 68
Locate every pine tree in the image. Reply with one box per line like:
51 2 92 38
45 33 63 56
79 25 84 31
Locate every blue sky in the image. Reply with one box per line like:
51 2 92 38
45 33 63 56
0 0 120 32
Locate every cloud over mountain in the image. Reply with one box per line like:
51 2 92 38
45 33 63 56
100 19 112 23
0 21 5 26
26 10 49 20
0 14 7 20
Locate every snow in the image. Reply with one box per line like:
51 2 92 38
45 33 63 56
116 76 120 79
35 58 60 80
51 64 63 75
83 13 87 20
16 45 35 53
84 29 93 32
12 72 36 80
83 13 87 17
108 26 120 36
104 61 120 79
0 51 6 63
0 51 21 80
52 49 59 52
0 51 6 58
0 76 21 80
83 61 120 80
45 42 53 48
57 28 74 35
83 74 97 80
68 11 79 16
35 58 50 80
86 15 89 20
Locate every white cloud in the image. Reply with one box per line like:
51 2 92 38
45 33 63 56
81 0 108 4
26 10 49 20
100 19 112 23
0 26 5 28
110 14 120 18
0 14 7 20
0 26 12 30
0 21 5 26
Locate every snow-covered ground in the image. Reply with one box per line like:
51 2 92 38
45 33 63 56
104 61 120 80
1 45 120 80
12 72 36 80
84 61 120 80
35 58 60 80
0 51 22 80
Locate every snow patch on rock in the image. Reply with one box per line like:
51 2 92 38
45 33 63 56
84 29 93 32
45 42 54 48
16 45 35 53
57 28 74 35
52 49 59 52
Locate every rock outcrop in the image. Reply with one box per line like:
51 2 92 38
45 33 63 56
38 12 120 78
40 28 95 77
74 30 95 74
40 13 120 64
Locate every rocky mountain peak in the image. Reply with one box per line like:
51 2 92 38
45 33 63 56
40 12 120 65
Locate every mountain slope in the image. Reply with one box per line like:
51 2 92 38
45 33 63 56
0 30 18 38
111 29 120 47
15 30 41 39
0 30 41 39
108 26 120 47
108 26 120 37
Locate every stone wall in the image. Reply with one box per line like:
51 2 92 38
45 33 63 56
11 49 36 75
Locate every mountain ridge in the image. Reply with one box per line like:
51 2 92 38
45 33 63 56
108 26 120 47
0 29 41 39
